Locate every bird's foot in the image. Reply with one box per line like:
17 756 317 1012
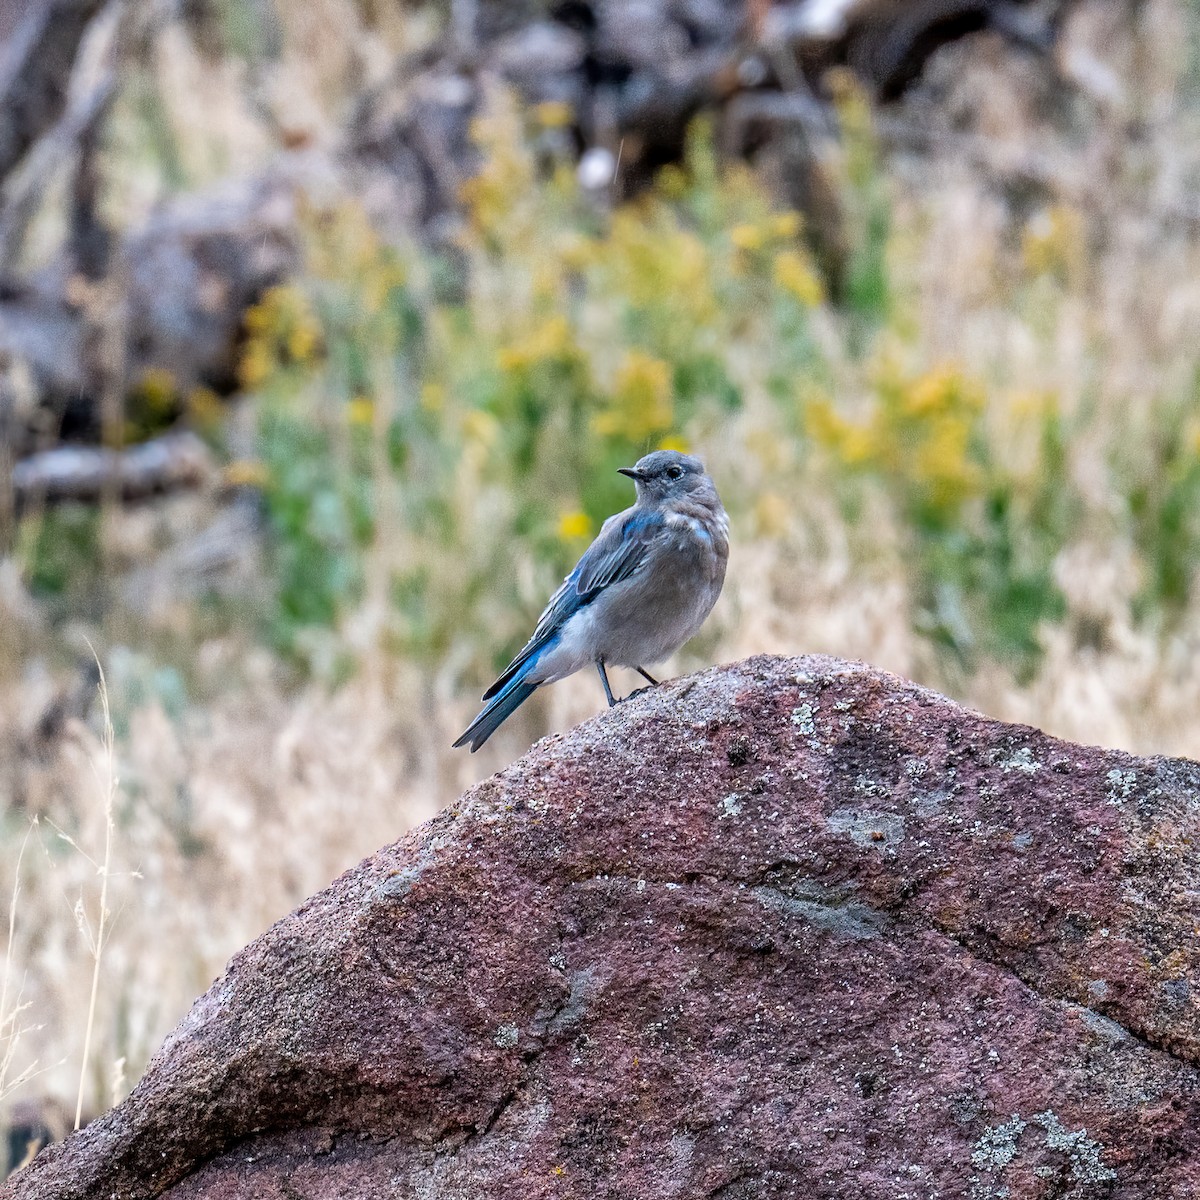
620 686 654 702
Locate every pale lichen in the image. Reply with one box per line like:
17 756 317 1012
718 792 744 819
1106 768 1137 805
791 703 816 735
971 1111 1115 1194
1000 747 1041 774
1035 1111 1116 1184
971 1115 1027 1171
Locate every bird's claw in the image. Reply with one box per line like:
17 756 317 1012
620 685 655 702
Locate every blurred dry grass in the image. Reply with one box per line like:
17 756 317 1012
3 0 1200 1149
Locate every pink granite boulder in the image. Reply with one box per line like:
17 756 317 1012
9 655 1200 1198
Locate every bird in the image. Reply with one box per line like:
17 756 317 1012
454 449 729 752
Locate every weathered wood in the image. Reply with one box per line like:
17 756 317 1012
0 169 301 448
0 0 107 187
8 431 215 514
0 0 1070 460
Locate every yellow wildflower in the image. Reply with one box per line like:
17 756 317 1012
223 459 270 488
238 342 273 390
594 350 673 440
535 101 573 128
497 315 575 372
805 397 874 465
655 164 688 200
1008 389 1055 421
774 250 823 307
903 364 981 418
557 511 592 540
771 211 802 239
912 415 981 509
730 224 766 252
362 260 406 315
242 290 277 335
605 208 716 323
557 231 597 271
463 410 499 448
187 386 223 427
134 367 177 414
348 396 374 427
421 383 445 413
657 435 689 453
287 320 320 364
461 95 536 240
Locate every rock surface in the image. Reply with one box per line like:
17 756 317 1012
9 655 1200 1199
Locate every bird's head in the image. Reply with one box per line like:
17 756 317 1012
618 450 716 506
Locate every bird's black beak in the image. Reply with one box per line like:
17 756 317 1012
617 467 642 480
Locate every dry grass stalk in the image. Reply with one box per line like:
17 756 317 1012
0 820 41 1105
71 655 116 1132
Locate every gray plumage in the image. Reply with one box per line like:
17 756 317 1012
454 450 729 751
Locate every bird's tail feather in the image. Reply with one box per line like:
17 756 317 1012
452 677 538 752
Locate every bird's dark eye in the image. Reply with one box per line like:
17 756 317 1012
666 465 684 480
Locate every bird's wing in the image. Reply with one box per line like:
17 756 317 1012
481 507 665 700
573 507 663 595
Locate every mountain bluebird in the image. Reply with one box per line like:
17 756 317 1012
454 450 729 752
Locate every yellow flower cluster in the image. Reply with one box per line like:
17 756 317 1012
239 285 323 390
186 386 223 430
808 361 987 514
774 249 824 307
594 350 673 440
556 510 592 540
805 395 876 465
730 211 801 252
603 204 718 326
302 199 407 312
133 367 177 416
347 396 374 428
496 315 579 373
534 101 573 129
460 96 538 245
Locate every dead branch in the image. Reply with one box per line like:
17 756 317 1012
0 0 107 187
9 431 215 515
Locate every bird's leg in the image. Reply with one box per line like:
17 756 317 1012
619 666 661 701
596 660 618 707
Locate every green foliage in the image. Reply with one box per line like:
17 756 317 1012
235 98 828 673
17 506 104 607
831 72 893 337
1124 381 1200 621
806 356 1075 670
174 87 1200 678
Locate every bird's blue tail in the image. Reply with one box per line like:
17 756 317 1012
453 675 538 752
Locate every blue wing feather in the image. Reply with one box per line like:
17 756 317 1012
480 507 664 701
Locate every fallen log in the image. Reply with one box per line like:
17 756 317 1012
8 430 215 515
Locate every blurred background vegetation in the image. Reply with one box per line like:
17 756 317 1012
2 0 1200 1164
